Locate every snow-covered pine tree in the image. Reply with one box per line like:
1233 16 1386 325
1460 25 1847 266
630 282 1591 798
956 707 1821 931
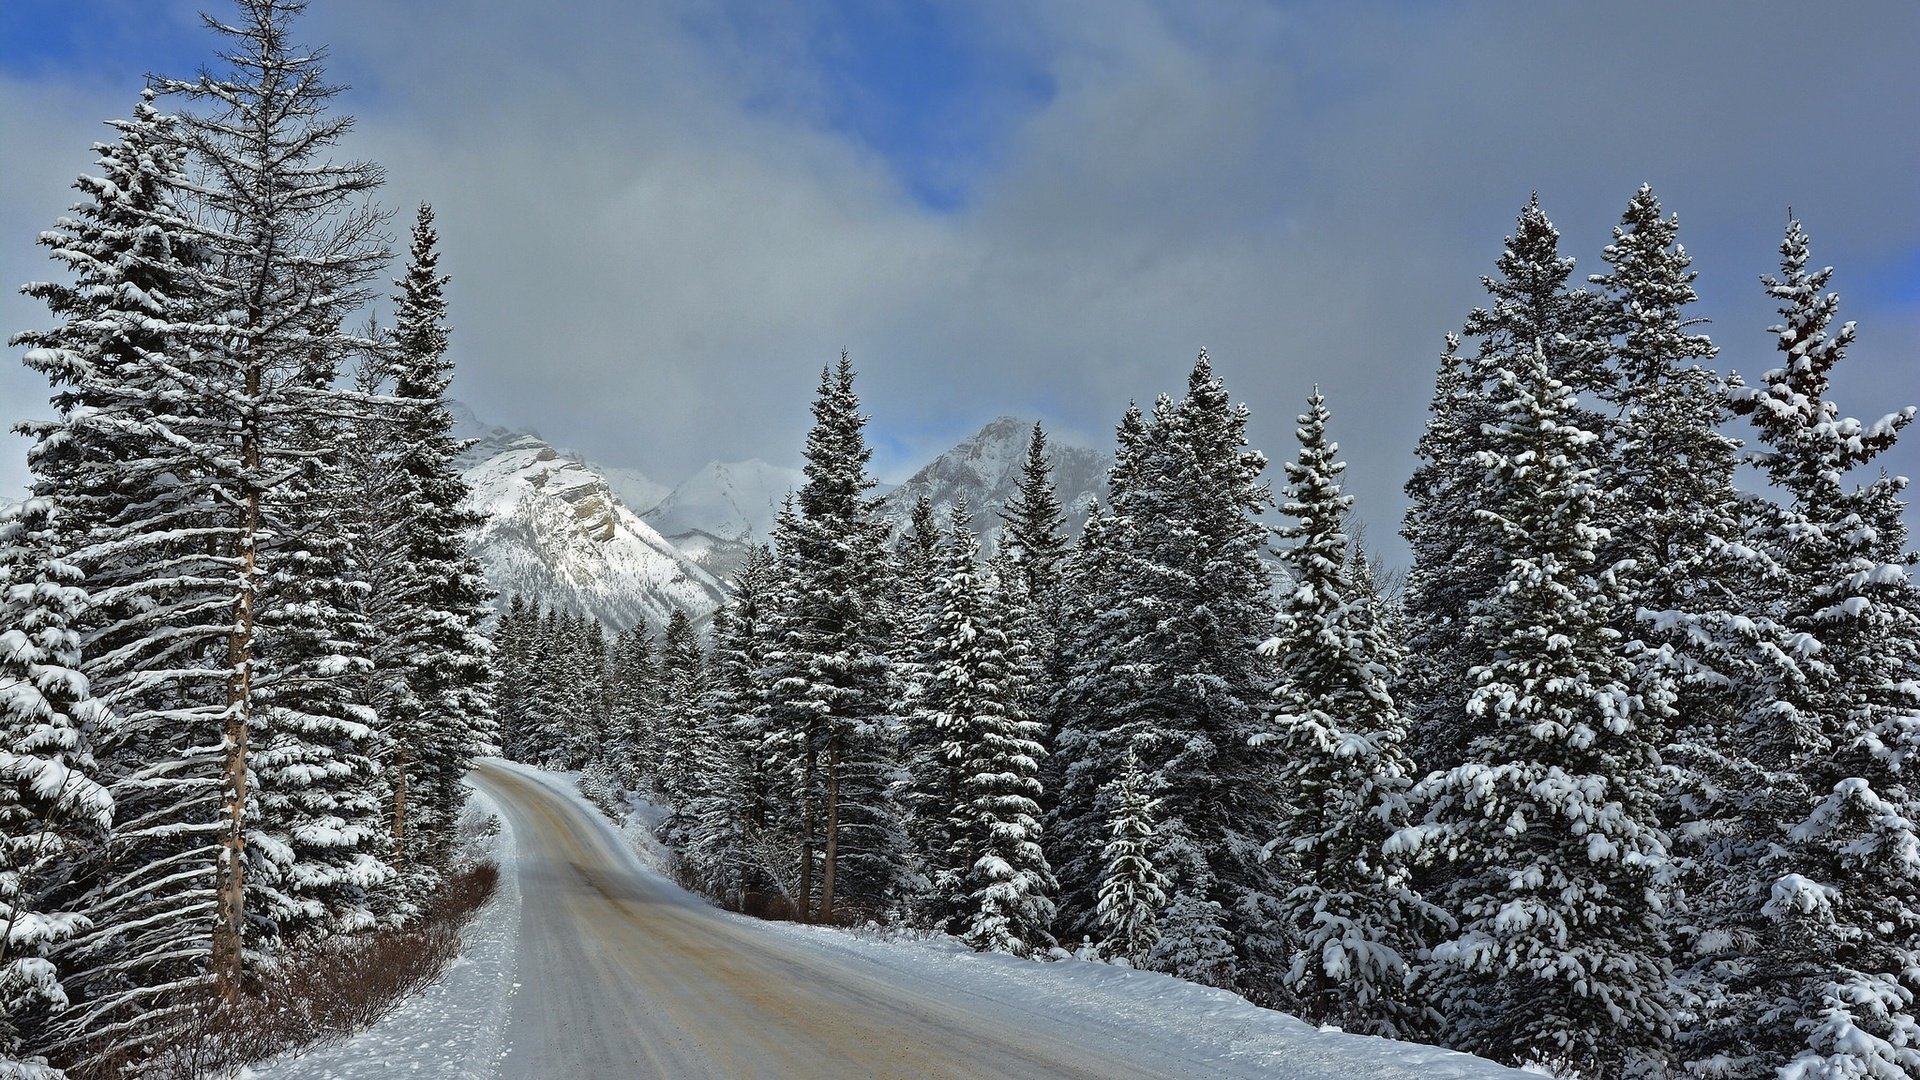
758 357 908 921
605 623 658 789
1588 185 1741 622
1401 197 1609 775
1149 353 1284 989
678 546 778 909
375 204 494 881
149 0 391 996
1051 353 1283 991
1696 218 1920 1080
1000 422 1069 598
1094 750 1168 967
999 422 1070 830
1257 390 1442 1039
654 608 707 806
516 609 572 770
920 502 1056 953
1048 404 1159 938
10 88 238 1060
1395 341 1672 1080
0 499 112 1077
491 597 543 764
246 317 391 945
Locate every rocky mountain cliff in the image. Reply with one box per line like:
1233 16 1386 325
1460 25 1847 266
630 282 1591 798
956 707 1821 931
457 423 727 631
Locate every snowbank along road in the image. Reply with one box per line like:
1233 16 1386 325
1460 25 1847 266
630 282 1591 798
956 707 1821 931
470 760 1529 1080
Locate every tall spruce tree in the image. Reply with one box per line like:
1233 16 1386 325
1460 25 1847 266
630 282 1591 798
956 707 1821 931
0 500 112 1076
1051 353 1282 990
758 357 907 921
1000 423 1069 598
376 204 495 881
1259 390 1441 1039
1396 343 1672 1079
11 88 236 1059
921 503 1056 953
678 547 778 909
1700 218 1920 1080
1401 197 1609 773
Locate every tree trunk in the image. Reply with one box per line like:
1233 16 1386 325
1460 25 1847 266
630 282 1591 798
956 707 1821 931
797 744 816 924
213 402 261 1002
392 743 411 869
821 739 840 924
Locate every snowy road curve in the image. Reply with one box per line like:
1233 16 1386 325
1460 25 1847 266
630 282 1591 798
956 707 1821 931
471 760 1527 1080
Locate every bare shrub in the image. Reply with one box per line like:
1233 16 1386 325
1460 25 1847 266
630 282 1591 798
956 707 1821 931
74 861 501 1080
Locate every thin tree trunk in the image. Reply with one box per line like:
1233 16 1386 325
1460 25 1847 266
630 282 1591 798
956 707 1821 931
798 744 816 924
214 405 261 1001
392 744 411 869
821 739 840 924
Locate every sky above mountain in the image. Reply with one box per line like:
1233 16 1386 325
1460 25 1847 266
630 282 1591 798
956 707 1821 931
2 0 1915 559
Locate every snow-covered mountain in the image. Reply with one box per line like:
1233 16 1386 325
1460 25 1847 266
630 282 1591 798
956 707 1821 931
450 410 1117 628
458 427 727 631
644 459 805 544
878 416 1111 545
640 459 806 583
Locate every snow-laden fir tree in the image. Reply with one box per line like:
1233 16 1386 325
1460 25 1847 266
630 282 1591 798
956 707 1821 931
489 597 536 765
654 608 708 806
1050 353 1283 991
1257 390 1443 1039
9 88 236 1060
246 318 391 945
1000 422 1069 598
605 622 658 789
150 0 391 996
0 500 112 1078
1394 342 1672 1080
1094 750 1168 967
677 546 778 910
1048 404 1162 937
1693 218 1920 1080
920 503 1056 954
371 204 494 882
1401 197 1608 773
757 357 909 921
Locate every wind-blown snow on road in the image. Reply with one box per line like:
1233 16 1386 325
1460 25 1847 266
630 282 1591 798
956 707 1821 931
458 759 1528 1080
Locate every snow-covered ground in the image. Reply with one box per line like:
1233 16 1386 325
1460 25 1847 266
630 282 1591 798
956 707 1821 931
247 789 522 1080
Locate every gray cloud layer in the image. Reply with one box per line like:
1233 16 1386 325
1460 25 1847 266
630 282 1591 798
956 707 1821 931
3 1 1915 559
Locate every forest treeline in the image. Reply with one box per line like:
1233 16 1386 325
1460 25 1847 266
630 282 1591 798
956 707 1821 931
495 192 1919 1080
0 2 493 1076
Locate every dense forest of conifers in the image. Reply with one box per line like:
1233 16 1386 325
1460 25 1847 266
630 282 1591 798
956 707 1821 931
0 2 494 1076
495 191 1920 1080
2 2 1915 1079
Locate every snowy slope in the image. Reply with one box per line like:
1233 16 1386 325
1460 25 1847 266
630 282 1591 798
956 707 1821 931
595 465 672 516
643 458 804 544
879 416 1111 544
459 430 726 630
640 458 805 584
252 790 522 1080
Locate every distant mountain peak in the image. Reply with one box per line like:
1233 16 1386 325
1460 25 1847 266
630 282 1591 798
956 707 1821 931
879 416 1111 542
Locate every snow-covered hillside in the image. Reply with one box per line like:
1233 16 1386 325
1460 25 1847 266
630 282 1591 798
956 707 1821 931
640 458 805 583
459 429 726 630
879 416 1110 543
644 458 805 544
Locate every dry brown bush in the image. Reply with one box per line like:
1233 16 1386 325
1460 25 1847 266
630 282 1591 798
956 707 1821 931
74 861 501 1080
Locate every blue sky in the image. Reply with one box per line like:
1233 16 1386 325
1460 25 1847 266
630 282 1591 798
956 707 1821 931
1 1 1915 556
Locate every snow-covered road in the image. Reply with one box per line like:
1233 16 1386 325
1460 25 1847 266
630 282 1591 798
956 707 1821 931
466 759 1530 1080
